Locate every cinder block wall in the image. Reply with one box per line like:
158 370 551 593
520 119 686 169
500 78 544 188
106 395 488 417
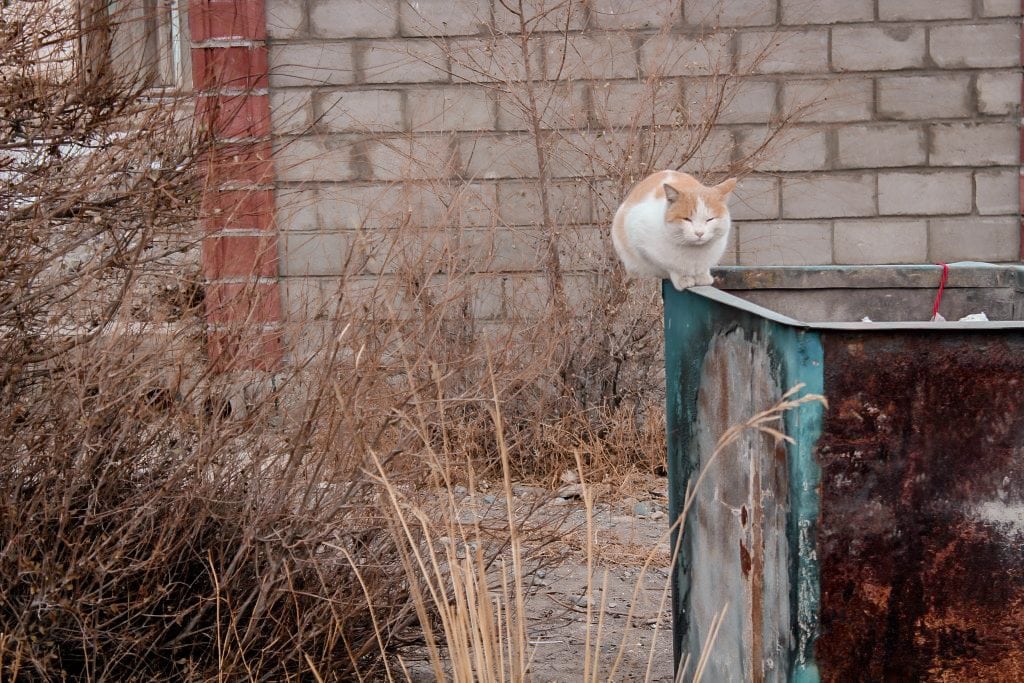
263 0 1022 327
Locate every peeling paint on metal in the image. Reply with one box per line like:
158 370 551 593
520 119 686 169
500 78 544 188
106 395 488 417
773 324 825 683
689 329 786 681
663 283 826 681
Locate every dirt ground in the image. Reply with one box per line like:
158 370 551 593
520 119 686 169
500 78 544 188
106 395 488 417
523 480 676 682
401 474 676 682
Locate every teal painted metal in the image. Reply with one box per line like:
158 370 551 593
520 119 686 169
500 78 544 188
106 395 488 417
778 326 824 683
663 282 825 682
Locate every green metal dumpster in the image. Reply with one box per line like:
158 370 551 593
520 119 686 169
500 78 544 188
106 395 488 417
664 264 1024 682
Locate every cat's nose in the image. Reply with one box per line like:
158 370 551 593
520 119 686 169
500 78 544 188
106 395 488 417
694 231 705 238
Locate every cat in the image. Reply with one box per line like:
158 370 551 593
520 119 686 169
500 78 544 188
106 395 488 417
611 171 737 291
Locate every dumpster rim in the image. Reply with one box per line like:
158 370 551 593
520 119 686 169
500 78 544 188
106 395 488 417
711 262 1024 291
691 286 1024 330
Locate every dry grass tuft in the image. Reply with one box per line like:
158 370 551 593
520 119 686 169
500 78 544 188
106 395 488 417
370 376 824 682
1 5 416 679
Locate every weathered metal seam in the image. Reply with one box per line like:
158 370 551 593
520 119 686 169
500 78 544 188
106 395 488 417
713 264 1024 291
777 327 825 683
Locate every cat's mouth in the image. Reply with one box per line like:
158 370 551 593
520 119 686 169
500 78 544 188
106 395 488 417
677 233 714 246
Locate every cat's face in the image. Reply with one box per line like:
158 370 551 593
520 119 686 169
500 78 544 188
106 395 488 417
663 178 736 245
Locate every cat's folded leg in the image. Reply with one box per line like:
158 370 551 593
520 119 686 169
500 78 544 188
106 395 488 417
669 272 697 291
693 271 714 286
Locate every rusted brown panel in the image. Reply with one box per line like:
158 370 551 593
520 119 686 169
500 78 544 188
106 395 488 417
816 332 1024 682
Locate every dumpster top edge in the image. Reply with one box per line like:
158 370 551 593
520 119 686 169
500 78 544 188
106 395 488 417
691 287 1024 330
689 286 810 327
808 320 1024 330
712 263 1024 290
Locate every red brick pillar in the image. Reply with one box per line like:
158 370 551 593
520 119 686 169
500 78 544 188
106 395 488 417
190 0 282 370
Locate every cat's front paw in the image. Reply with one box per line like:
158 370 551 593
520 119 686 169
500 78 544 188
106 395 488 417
694 272 714 287
669 273 697 291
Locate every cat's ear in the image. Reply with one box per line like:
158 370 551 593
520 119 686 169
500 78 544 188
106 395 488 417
713 177 738 198
662 183 680 204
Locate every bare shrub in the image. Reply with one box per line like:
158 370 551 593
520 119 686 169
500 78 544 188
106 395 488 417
0 4 418 679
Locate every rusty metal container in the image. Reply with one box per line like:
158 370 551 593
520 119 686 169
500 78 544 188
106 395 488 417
664 263 1024 682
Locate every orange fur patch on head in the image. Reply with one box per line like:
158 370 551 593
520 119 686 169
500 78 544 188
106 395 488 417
664 188 698 221
618 170 736 220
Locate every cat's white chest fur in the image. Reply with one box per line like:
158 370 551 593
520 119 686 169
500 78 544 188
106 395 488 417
611 170 736 291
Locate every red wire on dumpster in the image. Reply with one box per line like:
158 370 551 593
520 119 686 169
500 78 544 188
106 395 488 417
931 262 949 320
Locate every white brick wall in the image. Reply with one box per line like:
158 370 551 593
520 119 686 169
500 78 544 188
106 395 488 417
980 0 1022 17
363 135 457 180
730 176 780 220
781 174 876 219
685 0 776 27
398 0 490 37
832 26 927 72
738 222 833 265
975 169 1021 215
266 0 306 39
594 80 682 126
269 43 355 86
274 138 356 182
740 127 828 171
493 1 586 33
878 171 974 215
588 0 678 30
836 125 927 169
315 89 403 132
496 82 588 130
876 74 972 120
688 79 776 124
977 71 1022 115
308 0 399 39
930 23 1020 68
358 40 449 84
737 29 828 74
878 0 973 21
930 123 1019 167
265 0 1021 319
930 217 1020 261
270 89 313 134
834 220 928 264
548 33 640 80
460 133 541 178
406 86 497 132
780 0 872 25
781 78 873 122
640 33 733 76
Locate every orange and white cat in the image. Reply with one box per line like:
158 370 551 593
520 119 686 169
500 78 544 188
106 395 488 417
612 171 737 291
